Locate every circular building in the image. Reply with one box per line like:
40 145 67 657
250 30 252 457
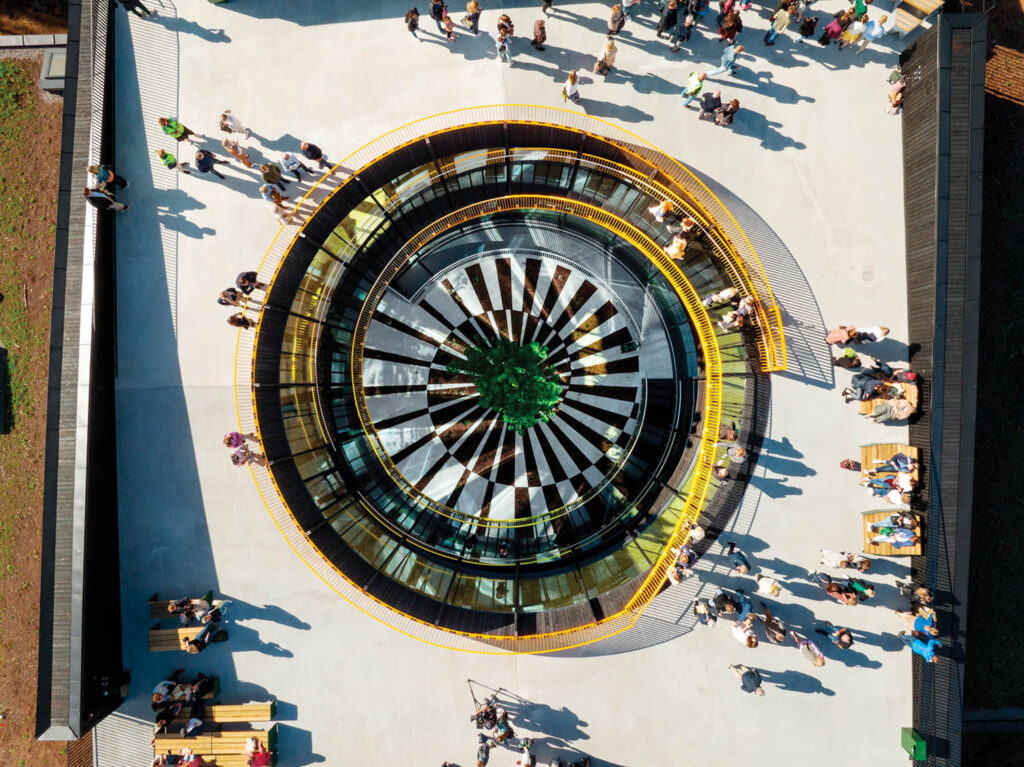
238 107 784 653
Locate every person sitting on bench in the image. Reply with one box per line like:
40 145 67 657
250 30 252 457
869 451 918 474
870 512 918 531
152 669 187 709
168 597 210 626
870 527 919 548
246 738 274 767
182 621 222 654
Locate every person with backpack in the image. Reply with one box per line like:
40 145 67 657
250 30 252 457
405 8 421 38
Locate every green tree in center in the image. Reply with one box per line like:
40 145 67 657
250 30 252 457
448 339 563 432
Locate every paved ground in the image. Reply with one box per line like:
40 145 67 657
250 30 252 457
108 1 914 765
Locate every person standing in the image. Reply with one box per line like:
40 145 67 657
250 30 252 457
405 7 421 39
623 0 641 20
236 271 268 295
608 3 626 34
670 12 696 52
856 14 887 52
693 598 717 628
532 18 547 49
839 12 867 49
82 187 128 213
764 3 794 45
817 622 855 649
300 141 329 170
218 109 251 137
563 70 581 104
790 631 825 666
725 541 751 573
707 43 744 77
155 148 191 174
88 164 128 191
282 152 312 182
681 71 707 109
466 0 482 34
593 36 617 75
429 0 448 31
729 664 765 696
158 117 200 146
260 162 289 191
542 0 554 14
117 0 155 18
260 184 290 212
443 11 456 39
195 150 229 179
222 138 252 168
657 0 679 38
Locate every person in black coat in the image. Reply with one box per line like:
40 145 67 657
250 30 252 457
82 187 128 212
657 0 679 37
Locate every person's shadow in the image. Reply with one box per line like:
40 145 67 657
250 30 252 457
152 14 231 43
749 473 803 498
157 212 215 240
221 596 312 630
759 668 836 695
728 106 808 151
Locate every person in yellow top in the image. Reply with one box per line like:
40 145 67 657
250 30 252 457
158 117 200 146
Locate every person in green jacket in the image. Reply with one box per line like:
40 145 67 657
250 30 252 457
158 117 200 146
681 71 707 109
155 149 191 174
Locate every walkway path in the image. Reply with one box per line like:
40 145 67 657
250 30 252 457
107 2 911 765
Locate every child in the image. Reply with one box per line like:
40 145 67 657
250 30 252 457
443 11 455 40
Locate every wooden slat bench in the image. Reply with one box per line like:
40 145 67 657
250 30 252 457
149 625 225 652
154 724 277 765
859 443 920 484
862 510 923 556
148 591 213 620
892 0 944 37
173 702 276 725
858 382 919 416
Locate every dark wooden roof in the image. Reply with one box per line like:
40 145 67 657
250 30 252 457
901 13 987 767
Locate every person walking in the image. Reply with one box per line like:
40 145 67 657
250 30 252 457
222 138 252 168
608 3 626 34
718 9 742 42
670 12 696 51
532 18 547 49
816 622 855 649
195 150 229 179
228 313 258 330
693 598 717 628
729 664 765 695
443 11 456 39
563 70 581 105
300 141 329 170
819 9 848 45
405 7 421 39
594 36 617 75
82 187 128 213
496 30 513 65
790 631 825 666
218 109 251 138
236 271 267 295
856 14 887 52
798 14 819 41
819 549 871 572
839 12 867 49
681 71 707 109
159 117 200 146
899 631 940 663
155 148 190 175
542 0 554 15
725 541 751 573
623 0 641 20
282 152 312 182
715 98 740 126
761 604 786 643
260 162 289 191
764 2 794 45
429 0 448 31
117 0 156 18
657 0 679 38
497 12 514 36
465 0 482 34
88 164 128 191
260 184 290 212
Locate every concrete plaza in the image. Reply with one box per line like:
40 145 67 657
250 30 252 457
107 1 914 764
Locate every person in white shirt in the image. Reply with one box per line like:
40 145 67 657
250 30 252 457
219 109 250 137
856 14 888 52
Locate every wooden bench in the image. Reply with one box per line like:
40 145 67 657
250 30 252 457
149 625 225 652
859 443 920 485
858 382 919 416
892 0 944 37
862 510 923 556
154 724 278 765
173 702 276 725
148 591 213 620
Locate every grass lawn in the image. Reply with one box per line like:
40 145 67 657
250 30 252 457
0 54 65 764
